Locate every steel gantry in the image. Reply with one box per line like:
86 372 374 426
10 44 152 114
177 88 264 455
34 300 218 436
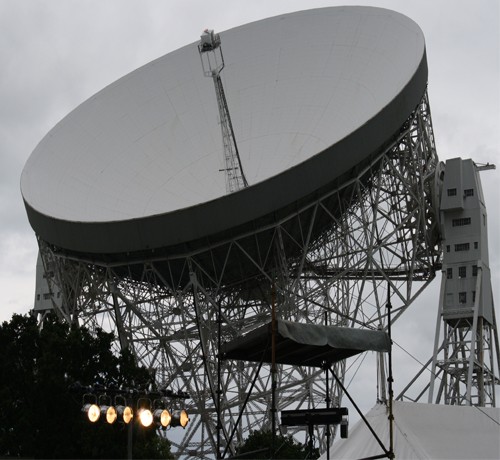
34 92 441 458
198 29 248 194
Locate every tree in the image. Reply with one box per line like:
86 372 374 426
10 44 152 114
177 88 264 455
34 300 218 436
233 429 319 459
0 313 173 459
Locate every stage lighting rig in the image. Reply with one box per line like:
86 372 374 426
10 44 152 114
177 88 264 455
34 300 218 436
78 383 189 429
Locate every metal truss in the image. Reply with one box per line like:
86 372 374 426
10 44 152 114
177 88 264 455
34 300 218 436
397 310 500 407
36 91 441 459
416 266 499 407
199 30 248 194
429 316 499 406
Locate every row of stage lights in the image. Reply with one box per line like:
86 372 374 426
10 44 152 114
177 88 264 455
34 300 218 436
77 384 190 429
82 401 189 428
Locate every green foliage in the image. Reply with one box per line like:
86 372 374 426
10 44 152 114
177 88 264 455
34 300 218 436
234 429 319 459
0 313 173 459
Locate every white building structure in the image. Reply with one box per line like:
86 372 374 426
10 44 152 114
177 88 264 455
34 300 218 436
429 158 499 406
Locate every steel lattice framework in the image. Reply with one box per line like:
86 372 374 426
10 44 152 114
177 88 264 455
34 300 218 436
37 92 441 459
429 315 499 406
198 29 248 194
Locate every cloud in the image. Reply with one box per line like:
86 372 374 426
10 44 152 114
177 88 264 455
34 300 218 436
0 232 36 323
0 0 498 442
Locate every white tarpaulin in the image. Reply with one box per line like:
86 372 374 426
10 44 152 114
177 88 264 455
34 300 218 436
323 401 500 460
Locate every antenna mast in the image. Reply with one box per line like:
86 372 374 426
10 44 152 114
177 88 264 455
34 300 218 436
199 29 248 193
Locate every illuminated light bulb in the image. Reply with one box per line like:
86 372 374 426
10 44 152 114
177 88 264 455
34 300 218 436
99 405 116 424
83 403 100 423
154 408 171 428
171 409 189 428
117 405 134 424
106 405 117 424
123 406 133 424
139 408 153 427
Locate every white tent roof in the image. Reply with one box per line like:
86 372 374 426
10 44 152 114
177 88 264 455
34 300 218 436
323 401 500 460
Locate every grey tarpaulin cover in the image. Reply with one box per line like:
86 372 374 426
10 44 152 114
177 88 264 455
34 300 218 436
221 319 390 367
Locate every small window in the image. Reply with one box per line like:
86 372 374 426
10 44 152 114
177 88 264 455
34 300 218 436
43 293 51 300
464 189 474 197
472 265 478 276
474 242 479 250
455 243 470 252
447 267 453 279
458 266 466 278
447 188 457 197
459 292 467 304
36 294 41 301
452 217 471 227
472 291 476 303
446 245 451 253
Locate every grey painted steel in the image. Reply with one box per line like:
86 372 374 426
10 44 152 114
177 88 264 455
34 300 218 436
34 90 441 458
21 6 427 259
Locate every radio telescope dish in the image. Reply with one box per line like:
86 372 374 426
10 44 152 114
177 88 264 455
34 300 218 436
23 7 441 459
21 6 426 261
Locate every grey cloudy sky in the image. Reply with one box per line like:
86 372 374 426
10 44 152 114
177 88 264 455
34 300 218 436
1 0 499 419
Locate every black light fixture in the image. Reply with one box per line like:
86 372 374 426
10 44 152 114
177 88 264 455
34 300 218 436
115 395 134 424
82 392 101 423
138 408 153 427
281 407 349 457
82 402 101 423
78 384 189 430
98 395 117 424
153 408 172 428
280 407 348 436
101 405 117 424
116 404 134 424
137 397 154 427
171 409 190 428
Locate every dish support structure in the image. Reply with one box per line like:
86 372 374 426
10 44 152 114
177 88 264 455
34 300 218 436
34 92 442 458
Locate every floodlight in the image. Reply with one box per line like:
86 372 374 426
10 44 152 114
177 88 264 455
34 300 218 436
154 408 172 428
340 415 348 439
83 403 101 423
116 405 134 424
139 408 154 427
171 409 189 428
101 405 117 424
280 407 348 427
